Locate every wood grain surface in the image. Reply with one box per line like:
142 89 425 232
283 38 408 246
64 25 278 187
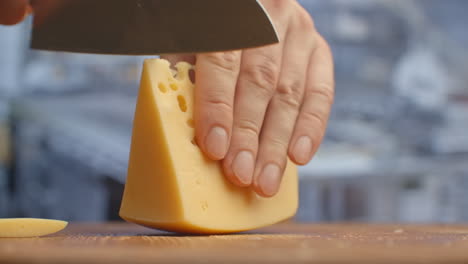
1 222 468 264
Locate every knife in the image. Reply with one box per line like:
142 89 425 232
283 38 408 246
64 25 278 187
30 0 279 55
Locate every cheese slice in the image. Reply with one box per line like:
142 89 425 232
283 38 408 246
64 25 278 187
119 59 298 234
0 218 67 238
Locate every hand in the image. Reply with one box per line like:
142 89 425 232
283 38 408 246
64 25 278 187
1 0 334 198
0 0 31 25
164 0 335 197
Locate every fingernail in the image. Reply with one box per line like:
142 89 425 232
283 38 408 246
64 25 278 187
293 136 312 164
259 164 281 196
232 151 254 185
205 126 229 159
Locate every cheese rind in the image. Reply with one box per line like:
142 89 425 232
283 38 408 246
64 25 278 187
0 218 68 238
120 59 298 234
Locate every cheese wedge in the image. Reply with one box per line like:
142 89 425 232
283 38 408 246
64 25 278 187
119 59 298 234
0 218 67 238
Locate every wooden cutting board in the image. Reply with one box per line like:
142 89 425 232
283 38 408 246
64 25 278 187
1 222 468 263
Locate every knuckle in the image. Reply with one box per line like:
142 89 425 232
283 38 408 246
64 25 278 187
204 98 234 114
302 109 328 131
301 86 334 132
317 33 332 53
236 118 260 137
310 83 335 106
241 60 279 97
203 51 240 73
302 98 333 131
268 0 290 11
295 6 315 31
276 80 304 109
263 136 289 153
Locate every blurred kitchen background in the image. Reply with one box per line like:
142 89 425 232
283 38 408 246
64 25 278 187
1 0 468 223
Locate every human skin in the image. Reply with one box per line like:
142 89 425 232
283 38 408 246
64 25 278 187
1 0 335 198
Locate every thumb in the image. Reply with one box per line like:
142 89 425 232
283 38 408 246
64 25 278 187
0 0 31 25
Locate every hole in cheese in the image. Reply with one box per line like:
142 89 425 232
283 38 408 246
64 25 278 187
170 83 178 91
200 201 209 211
158 83 167 93
189 69 196 83
191 137 197 146
187 118 194 128
177 95 187 112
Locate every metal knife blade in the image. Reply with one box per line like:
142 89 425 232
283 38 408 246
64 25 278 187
30 0 279 55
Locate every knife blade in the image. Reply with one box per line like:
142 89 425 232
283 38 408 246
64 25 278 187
30 0 279 55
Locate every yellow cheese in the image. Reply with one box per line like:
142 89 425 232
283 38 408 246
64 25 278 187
0 218 67 238
119 59 298 234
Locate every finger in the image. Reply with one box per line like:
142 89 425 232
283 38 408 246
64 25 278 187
288 35 334 165
222 0 293 187
222 45 283 187
0 0 30 25
30 0 65 26
194 51 241 160
253 9 316 197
